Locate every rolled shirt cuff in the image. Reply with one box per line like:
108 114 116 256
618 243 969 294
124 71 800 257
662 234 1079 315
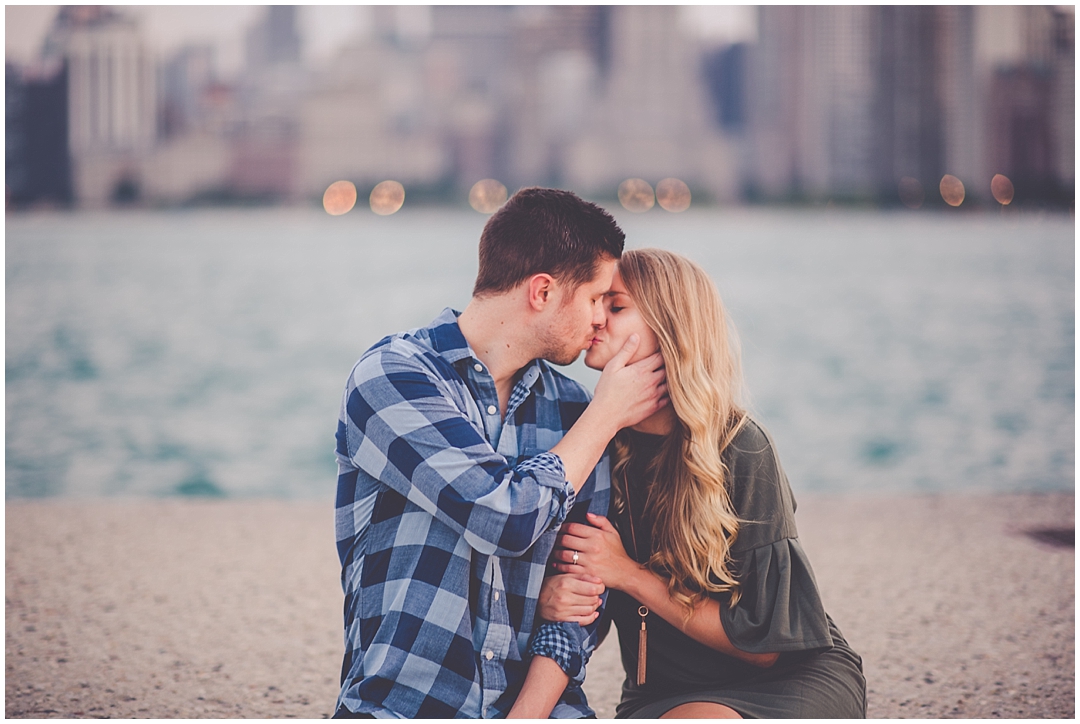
528 622 585 680
519 451 576 523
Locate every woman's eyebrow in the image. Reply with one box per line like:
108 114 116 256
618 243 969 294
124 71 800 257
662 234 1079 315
606 290 631 298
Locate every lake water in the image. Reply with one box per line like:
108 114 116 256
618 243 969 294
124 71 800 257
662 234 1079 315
6 206 1074 499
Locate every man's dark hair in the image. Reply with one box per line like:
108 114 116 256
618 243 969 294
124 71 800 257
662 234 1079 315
473 187 625 297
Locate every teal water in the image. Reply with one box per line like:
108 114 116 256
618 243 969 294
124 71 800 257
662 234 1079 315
6 207 1074 498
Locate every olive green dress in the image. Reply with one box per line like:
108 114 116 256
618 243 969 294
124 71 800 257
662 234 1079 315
605 420 866 718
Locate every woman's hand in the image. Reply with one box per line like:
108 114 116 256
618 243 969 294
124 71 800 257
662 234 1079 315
537 573 605 625
558 518 783 670
553 513 640 591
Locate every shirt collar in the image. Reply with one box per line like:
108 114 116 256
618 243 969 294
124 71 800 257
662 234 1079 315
425 307 546 394
425 307 474 363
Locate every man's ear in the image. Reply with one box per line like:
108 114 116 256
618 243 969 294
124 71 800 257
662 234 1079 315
526 273 555 312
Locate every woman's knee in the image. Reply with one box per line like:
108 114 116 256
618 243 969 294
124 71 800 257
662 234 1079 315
660 702 742 719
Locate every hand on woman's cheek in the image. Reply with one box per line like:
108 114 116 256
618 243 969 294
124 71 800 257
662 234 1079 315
628 342 662 367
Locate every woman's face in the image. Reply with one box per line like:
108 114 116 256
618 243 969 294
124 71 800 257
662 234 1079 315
584 268 661 370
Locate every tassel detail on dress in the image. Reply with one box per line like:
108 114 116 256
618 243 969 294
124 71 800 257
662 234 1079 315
637 606 648 686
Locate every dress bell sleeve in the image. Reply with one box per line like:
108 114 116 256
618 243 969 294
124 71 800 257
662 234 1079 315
719 537 834 653
717 419 834 654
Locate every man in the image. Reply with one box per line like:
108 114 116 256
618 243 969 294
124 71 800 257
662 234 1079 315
334 188 666 718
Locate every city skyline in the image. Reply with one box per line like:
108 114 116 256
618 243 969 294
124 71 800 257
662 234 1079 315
6 5 1073 210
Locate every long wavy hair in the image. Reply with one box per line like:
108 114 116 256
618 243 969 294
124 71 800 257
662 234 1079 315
611 248 748 613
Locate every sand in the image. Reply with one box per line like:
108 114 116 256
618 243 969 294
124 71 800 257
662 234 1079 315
6 493 1074 719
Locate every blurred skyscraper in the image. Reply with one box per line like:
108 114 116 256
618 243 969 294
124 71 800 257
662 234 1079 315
6 59 73 206
559 6 739 200
297 6 446 199
159 44 214 138
245 5 301 69
747 6 877 200
505 6 609 186
145 43 235 203
36 6 156 206
426 5 514 187
231 5 306 201
984 6 1074 203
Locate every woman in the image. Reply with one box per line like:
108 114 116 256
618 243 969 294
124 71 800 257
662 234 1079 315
542 248 866 718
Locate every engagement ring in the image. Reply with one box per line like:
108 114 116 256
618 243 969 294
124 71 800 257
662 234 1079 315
572 551 579 565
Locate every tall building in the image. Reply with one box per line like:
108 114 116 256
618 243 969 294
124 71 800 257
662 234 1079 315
937 6 982 200
159 44 216 138
822 6 876 196
296 11 446 201
232 5 308 201
982 5 1074 203
560 5 739 201
245 5 301 69
703 42 748 133
141 43 234 205
6 59 74 207
747 6 876 200
42 6 156 207
503 6 610 187
743 6 800 199
425 5 516 187
1049 9 1074 191
871 6 946 203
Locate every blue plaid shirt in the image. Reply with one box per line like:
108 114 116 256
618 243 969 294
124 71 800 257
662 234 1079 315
335 308 610 718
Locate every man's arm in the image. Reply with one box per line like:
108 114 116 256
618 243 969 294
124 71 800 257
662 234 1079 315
345 336 664 557
506 656 568 719
513 468 612 718
345 344 575 557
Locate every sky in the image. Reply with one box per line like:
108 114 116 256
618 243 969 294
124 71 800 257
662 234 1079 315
6 5 756 78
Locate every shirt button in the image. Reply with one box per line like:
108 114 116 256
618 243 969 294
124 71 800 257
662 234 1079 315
474 363 484 372
485 650 495 661
486 405 497 415
493 591 500 601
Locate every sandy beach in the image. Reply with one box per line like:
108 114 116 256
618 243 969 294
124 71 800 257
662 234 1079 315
6 493 1073 719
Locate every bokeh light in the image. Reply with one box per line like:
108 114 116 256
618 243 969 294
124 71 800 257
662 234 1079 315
990 174 1015 205
655 178 691 212
618 178 655 212
468 179 508 214
939 174 965 207
898 176 924 209
369 180 405 215
322 180 357 216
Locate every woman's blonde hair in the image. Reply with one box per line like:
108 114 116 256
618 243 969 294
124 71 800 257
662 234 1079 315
611 248 748 613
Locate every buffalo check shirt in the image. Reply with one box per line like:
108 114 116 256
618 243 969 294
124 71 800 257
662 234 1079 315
335 308 610 718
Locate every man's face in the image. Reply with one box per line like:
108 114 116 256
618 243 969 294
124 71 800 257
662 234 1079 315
537 257 616 366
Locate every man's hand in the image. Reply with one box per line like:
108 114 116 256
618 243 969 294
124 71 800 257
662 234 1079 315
590 334 668 432
549 335 667 492
537 573 605 624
